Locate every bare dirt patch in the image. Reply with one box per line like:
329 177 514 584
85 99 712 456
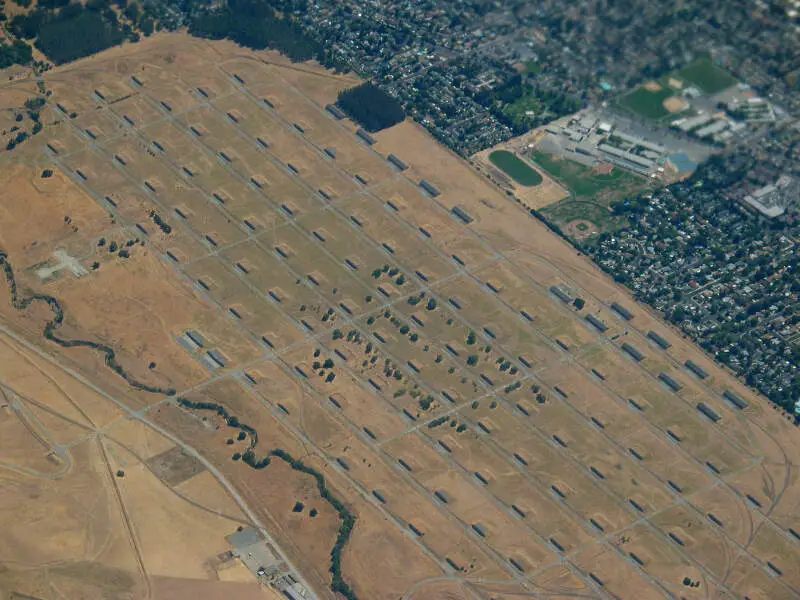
664 95 689 113
668 77 684 90
146 444 207 486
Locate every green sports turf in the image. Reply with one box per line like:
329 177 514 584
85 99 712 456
489 150 543 186
617 87 674 120
676 57 737 94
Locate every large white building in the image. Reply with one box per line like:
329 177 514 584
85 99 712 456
741 175 795 218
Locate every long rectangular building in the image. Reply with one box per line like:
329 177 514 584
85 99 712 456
598 144 654 168
697 402 721 423
356 129 377 145
621 343 645 362
550 285 572 303
387 154 408 171
647 330 671 349
611 302 633 320
659 372 682 392
419 180 441 197
325 104 346 119
685 360 709 379
585 314 608 333
723 390 748 410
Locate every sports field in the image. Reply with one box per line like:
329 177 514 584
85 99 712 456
529 151 649 241
617 86 674 120
540 199 626 241
617 58 737 121
677 57 738 94
530 150 644 200
488 150 543 186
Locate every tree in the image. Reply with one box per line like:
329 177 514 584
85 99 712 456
140 17 154 36
189 0 328 65
573 297 585 310
467 355 478 366
336 83 405 132
35 9 126 65
123 2 139 23
0 39 33 69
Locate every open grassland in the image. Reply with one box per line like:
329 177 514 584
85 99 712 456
0 33 798 600
0 329 257 600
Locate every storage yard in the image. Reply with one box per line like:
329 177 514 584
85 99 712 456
0 34 799 600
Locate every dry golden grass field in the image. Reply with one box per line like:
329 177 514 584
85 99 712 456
0 33 799 600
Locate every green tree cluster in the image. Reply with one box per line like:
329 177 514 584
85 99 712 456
336 83 405 132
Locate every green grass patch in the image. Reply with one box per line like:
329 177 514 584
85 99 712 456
500 93 545 129
522 60 542 75
489 150 543 187
617 86 674 120
676 57 737 94
539 199 627 242
530 151 645 201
